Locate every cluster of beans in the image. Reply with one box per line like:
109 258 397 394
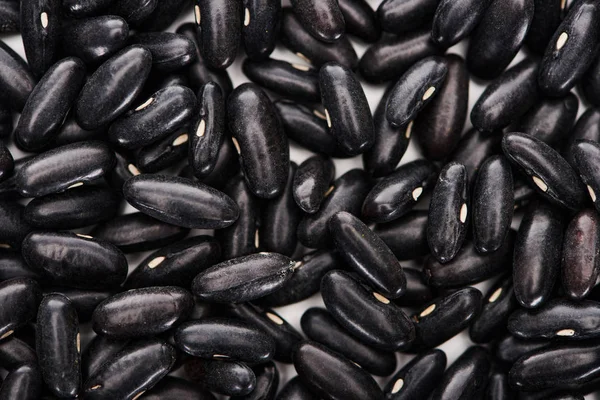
3 0 600 398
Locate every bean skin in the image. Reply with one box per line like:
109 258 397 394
394 268 435 308
449 128 501 187
109 0 157 26
526 0 566 54
338 0 379 43
194 0 241 69
276 376 318 400
580 51 600 107
138 0 188 32
0 201 31 251
141 376 216 400
0 278 40 340
0 1 19 33
194 137 241 190
50 287 113 322
571 140 600 213
432 0 493 47
135 127 189 173
0 363 42 400
485 371 516 400
62 0 116 17
374 210 429 261
20 0 61 77
0 40 35 110
495 334 551 365
0 253 40 281
81 336 129 381
290 0 344 43
242 0 281 61
0 103 12 138
293 154 335 214
184 358 256 397
383 349 446 400
377 0 438 35
430 346 491 400
129 32 196 72
0 336 37 371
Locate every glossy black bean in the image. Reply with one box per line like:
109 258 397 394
386 56 448 127
473 155 514 253
486 371 515 400
495 334 551 365
129 32 195 72
0 278 40 339
24 186 119 229
298 169 371 248
237 362 278 400
526 0 565 54
301 308 396 377
513 201 564 308
276 376 317 400
192 137 240 191
449 128 501 187
0 40 35 110
195 0 240 69
338 0 379 42
280 8 358 69
192 253 295 303
293 155 335 214
383 349 446 400
75 45 152 130
134 127 188 173
109 0 156 26
90 212 189 253
362 160 437 223
466 0 534 79
141 376 216 400
0 253 39 281
427 162 468 263
514 177 538 210
62 0 115 17
20 0 60 77
0 336 36 371
470 276 518 343
0 102 12 138
322 270 414 350
413 54 468 161
0 201 31 251
290 0 344 42
471 58 540 131
242 0 280 60
431 346 491 400
393 268 434 308
83 338 176 399
228 83 289 199
81 336 128 381
563 108 600 165
377 0 437 35
330 211 406 298
503 132 586 210
50 114 105 149
0 0 19 33
137 0 186 31
538 0 600 97
572 140 600 213
62 16 128 65
515 94 579 145
432 0 492 47
374 211 429 261
581 51 600 106
0 363 42 400
51 288 112 322
509 342 600 391
185 358 256 396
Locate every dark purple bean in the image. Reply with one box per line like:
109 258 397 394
137 0 187 31
81 336 128 381
293 155 335 214
362 159 437 223
0 0 19 33
0 278 40 340
466 0 534 79
0 253 40 281
194 0 241 69
141 376 216 400
514 94 579 145
290 0 344 42
129 32 195 72
374 210 429 261
338 0 379 42
383 349 446 400
321 270 415 351
242 0 280 60
0 201 31 251
0 40 35 110
0 336 36 371
449 128 501 187
0 363 42 400
185 358 256 397
432 0 492 47
526 0 566 54
377 0 438 35
486 371 515 400
571 140 600 213
495 334 551 365
51 288 113 322
430 346 491 400
109 0 157 26
20 0 60 77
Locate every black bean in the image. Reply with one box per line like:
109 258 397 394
238 362 278 400
383 349 446 400
538 0 600 97
0 253 40 281
81 336 128 381
0 363 42 400
432 0 493 47
129 32 195 72
0 201 31 250
430 346 491 400
62 0 114 17
513 201 565 308
321 270 415 351
194 137 241 190
293 154 335 214
0 102 12 138
280 8 358 70
0 0 19 33
0 336 36 371
90 212 189 253
564 108 600 164
192 252 295 303
486 370 516 400
301 307 396 377
580 51 600 107
503 132 586 210
514 94 579 145
185 358 256 397
276 376 317 400
338 0 379 42
362 159 437 223
393 268 435 308
24 186 119 229
50 114 105 149
449 127 501 187
75 45 152 130
138 0 187 32
242 0 280 60
374 210 429 261
526 0 565 54
50 287 113 322
83 338 176 399
571 140 600 212
293 341 382 400
0 40 35 110
134 127 189 173
471 58 540 131
141 376 216 400
194 0 241 69
61 16 129 65
298 169 371 248
20 0 60 77
377 0 438 35
0 278 40 340
228 83 290 199
109 0 157 26
466 0 534 79
495 334 551 365
514 177 538 210
290 0 344 42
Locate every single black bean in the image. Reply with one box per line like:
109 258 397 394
0 201 31 250
194 0 241 69
129 32 195 72
62 16 129 65
374 210 429 261
362 159 437 223
514 94 579 145
293 154 335 214
449 128 501 187
81 336 128 381
83 338 176 399
109 0 157 26
495 334 551 365
141 376 216 400
338 0 379 42
51 287 113 322
0 363 42 400
377 0 438 35
471 58 540 131
321 270 415 351
430 346 491 400
513 201 564 308
137 0 187 31
432 0 493 47
0 278 40 340
242 0 280 60
383 349 446 400
0 336 36 371
526 0 566 54
466 0 534 79
538 0 600 97
75 45 152 130
20 0 60 77
135 127 189 173
0 40 35 110
0 0 19 33
298 169 371 248
0 253 40 281
184 358 256 396
290 0 344 42
571 140 600 213
486 370 515 400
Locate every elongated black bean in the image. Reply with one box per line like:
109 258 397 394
495 334 551 365
293 155 335 214
129 32 195 72
526 0 566 54
383 349 446 400
52 287 113 322
194 0 240 69
290 0 344 42
141 376 216 400
338 0 379 42
185 358 256 397
0 201 31 250
430 346 491 400
449 128 501 187
0 40 35 110
20 0 60 77
242 0 280 60
62 16 129 65
0 253 40 281
81 336 128 381
514 94 579 145
377 0 437 35
374 210 429 261
571 140 600 213
432 0 493 47
0 337 36 371
0 363 42 400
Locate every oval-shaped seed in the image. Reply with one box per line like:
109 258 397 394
432 0 493 47
242 0 280 60
129 32 195 72
513 201 564 308
0 40 35 111
0 278 40 340
495 334 551 365
427 162 468 264
0 202 31 251
503 132 586 210
572 140 600 213
338 0 379 42
330 211 406 299
92 286 193 338
0 336 37 371
321 270 415 351
320 62 374 156
449 128 501 187
383 349 446 399
374 210 429 261
141 376 216 400
75 45 152 130
20 0 60 77
538 0 600 96
184 358 255 396
470 276 519 343
298 169 371 248
362 159 437 223
301 308 396 377
108 0 156 26
36 294 80 398
471 58 540 131
228 83 289 199
290 0 344 42
377 0 437 35
509 342 600 391
466 0 534 79
192 253 295 303
410 287 482 352
431 347 491 400
51 287 113 323
293 341 382 400
280 8 358 69
24 186 119 229
1 363 42 400
81 336 128 381
360 27 443 83
195 0 240 69
514 94 579 145
293 154 335 214
473 155 514 253
83 338 176 399
525 0 565 54
175 318 275 364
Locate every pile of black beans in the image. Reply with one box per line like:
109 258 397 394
3 0 600 398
